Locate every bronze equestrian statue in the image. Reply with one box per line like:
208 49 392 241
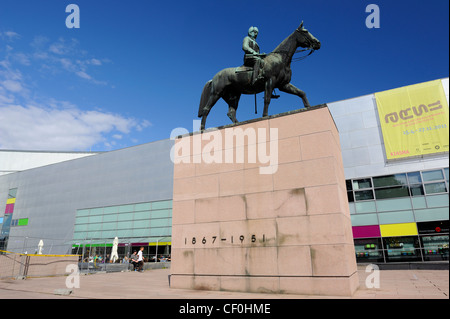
198 21 321 130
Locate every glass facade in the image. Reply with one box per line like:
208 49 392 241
348 168 449 263
71 200 172 262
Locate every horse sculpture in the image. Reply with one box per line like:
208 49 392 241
198 21 321 130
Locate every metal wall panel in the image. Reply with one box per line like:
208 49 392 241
0 139 174 254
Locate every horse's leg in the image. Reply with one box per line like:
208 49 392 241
263 78 275 117
200 93 221 130
279 83 311 108
223 92 241 124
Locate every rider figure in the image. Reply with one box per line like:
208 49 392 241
243 26 265 85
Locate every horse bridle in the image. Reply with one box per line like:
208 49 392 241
272 28 317 60
295 27 317 52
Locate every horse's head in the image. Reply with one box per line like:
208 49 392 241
295 21 321 50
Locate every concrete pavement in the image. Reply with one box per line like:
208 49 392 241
0 266 448 299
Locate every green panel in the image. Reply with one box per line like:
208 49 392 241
18 218 28 226
135 203 152 211
117 221 133 229
87 223 102 231
411 197 427 209
355 201 377 213
101 230 116 239
89 207 103 216
378 210 415 224
118 204 134 213
151 209 171 218
72 232 88 240
74 224 87 232
351 213 379 226
117 212 134 221
134 210 151 220
426 194 449 208
151 201 172 210
414 207 449 222
151 218 171 228
103 206 118 214
102 222 117 231
376 197 412 212
75 216 89 224
102 214 117 222
132 228 152 237
86 231 101 239
117 229 132 237
76 209 90 217
89 215 103 223
150 227 171 237
133 219 151 228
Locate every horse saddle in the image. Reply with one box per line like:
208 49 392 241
235 65 253 74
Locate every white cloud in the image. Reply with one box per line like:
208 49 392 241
0 33 150 151
0 31 20 41
89 58 102 66
27 36 109 84
0 103 140 151
1 80 23 93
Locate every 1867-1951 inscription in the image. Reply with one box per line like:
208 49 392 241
184 233 267 246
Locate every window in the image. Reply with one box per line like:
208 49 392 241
373 174 407 188
424 182 447 194
420 235 449 261
375 186 409 199
407 171 422 184
409 184 424 196
383 236 421 262
354 190 374 201
422 170 444 182
353 178 372 190
354 238 384 263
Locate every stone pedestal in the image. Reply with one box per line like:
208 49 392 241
170 105 359 296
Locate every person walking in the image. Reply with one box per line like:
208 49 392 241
137 246 145 272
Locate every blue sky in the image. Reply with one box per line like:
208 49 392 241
0 0 448 151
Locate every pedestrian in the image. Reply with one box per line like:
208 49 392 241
130 250 138 271
137 246 144 272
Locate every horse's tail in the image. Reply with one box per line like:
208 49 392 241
198 80 213 118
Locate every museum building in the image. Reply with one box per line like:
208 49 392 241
0 77 448 264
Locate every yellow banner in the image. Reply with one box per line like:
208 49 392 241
375 80 449 160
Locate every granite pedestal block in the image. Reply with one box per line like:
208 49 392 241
171 105 359 296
